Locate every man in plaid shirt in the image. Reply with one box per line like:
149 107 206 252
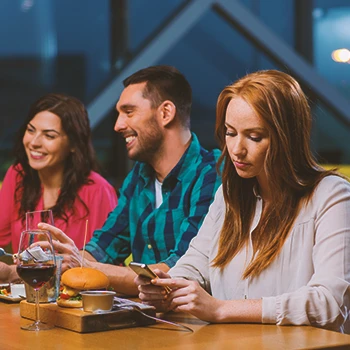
44 65 221 295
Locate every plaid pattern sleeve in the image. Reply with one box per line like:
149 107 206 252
84 169 136 264
85 133 222 267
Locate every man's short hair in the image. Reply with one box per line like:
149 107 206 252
123 65 192 128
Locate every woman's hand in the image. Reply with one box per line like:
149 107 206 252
137 270 221 322
136 269 173 312
38 223 85 271
0 262 12 283
155 277 221 322
0 262 19 283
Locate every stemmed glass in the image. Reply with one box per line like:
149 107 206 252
16 230 56 331
24 210 56 303
26 210 54 230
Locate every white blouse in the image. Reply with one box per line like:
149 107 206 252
170 176 350 333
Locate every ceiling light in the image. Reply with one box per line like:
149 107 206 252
332 49 350 63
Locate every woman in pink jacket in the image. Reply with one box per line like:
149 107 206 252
0 93 117 255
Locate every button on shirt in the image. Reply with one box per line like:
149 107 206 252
85 133 222 268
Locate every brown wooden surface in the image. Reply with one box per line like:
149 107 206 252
20 300 155 332
1 301 350 349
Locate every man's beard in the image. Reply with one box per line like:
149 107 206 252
128 116 164 163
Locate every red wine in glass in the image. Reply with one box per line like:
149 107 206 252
17 264 56 289
17 229 57 331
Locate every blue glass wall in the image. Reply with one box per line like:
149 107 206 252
0 0 349 182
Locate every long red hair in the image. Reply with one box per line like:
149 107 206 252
213 70 336 278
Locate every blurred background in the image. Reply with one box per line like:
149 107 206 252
0 0 349 188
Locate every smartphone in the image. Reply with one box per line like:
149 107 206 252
129 262 171 293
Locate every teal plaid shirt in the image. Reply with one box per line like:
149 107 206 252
85 133 221 267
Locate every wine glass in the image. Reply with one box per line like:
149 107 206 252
16 229 56 331
25 210 56 302
26 210 54 230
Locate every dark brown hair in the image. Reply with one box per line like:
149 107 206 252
123 65 192 128
14 93 99 221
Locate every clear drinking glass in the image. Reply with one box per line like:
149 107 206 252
24 210 57 303
26 210 54 230
16 230 56 331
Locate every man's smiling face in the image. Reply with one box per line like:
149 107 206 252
115 82 164 163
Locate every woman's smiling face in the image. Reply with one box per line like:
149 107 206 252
23 110 71 174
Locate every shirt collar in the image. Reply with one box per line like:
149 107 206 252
138 132 201 186
253 184 262 199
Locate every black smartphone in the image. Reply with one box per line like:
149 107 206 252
129 262 171 293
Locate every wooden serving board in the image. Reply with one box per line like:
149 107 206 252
20 300 156 333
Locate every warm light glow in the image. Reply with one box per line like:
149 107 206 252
332 48 350 63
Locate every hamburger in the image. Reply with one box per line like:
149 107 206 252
57 267 109 308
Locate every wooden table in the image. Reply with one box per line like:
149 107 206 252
1 301 349 349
